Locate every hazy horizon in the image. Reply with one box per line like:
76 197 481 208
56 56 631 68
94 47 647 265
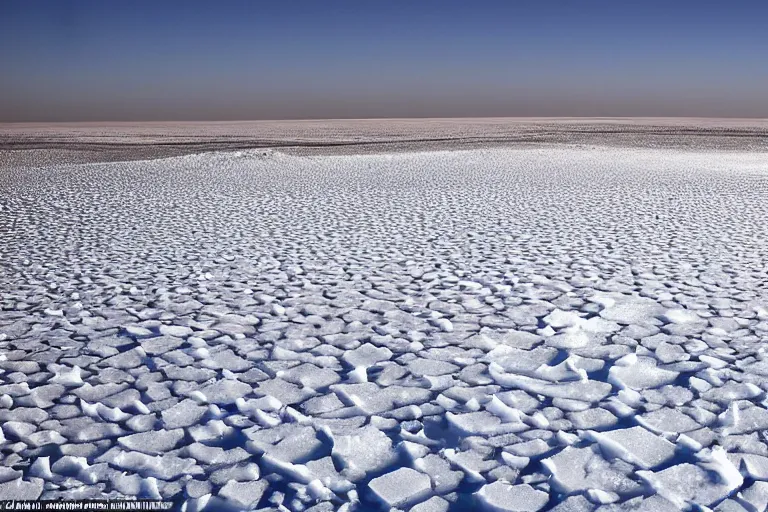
2 0 767 123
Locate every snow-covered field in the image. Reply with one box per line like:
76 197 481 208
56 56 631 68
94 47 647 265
1 145 768 510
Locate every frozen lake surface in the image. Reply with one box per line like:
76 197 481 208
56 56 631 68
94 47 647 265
1 144 768 510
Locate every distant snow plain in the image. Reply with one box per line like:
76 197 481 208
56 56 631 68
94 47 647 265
1 122 768 511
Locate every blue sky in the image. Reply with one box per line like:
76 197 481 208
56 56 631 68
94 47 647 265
1 0 766 121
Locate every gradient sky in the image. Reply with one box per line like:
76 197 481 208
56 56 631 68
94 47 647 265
1 0 767 122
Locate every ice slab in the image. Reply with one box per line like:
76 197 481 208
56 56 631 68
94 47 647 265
368 467 432 508
217 479 269 509
589 426 676 469
477 481 549 512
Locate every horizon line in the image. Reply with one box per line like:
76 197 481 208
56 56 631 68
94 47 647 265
3 115 768 126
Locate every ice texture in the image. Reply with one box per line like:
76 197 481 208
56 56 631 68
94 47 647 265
367 467 432 508
1 141 768 509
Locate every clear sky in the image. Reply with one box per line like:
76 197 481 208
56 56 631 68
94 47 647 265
1 0 767 122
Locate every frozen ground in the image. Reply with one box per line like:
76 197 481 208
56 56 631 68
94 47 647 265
2 118 767 167
1 140 768 511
